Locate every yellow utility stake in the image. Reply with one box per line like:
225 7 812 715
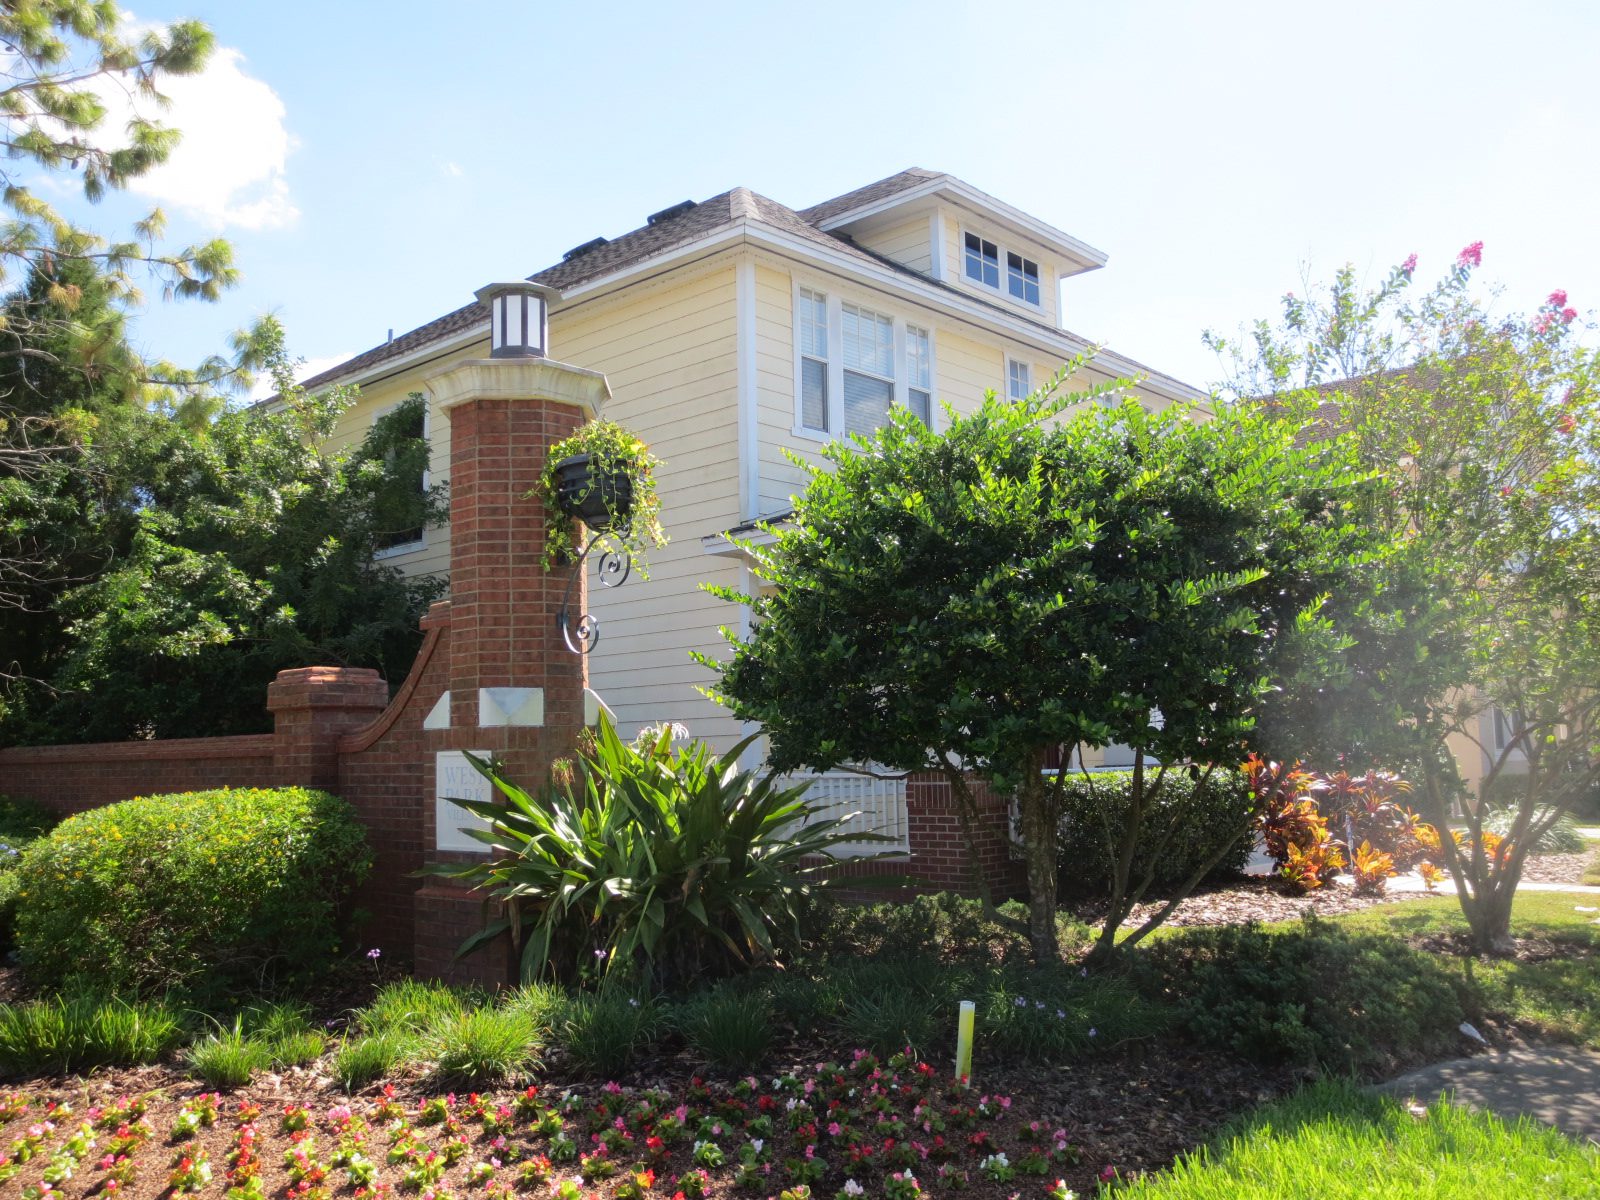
955 999 975 1082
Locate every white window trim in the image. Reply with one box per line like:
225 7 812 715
791 278 941 441
959 223 1045 311
1006 355 1033 402
371 400 429 560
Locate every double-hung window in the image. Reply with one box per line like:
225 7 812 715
798 287 829 433
1007 357 1032 402
906 325 932 426
842 303 894 437
794 286 936 437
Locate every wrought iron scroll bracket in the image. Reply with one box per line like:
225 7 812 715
557 529 633 654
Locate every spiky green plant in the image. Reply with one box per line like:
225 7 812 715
423 714 886 984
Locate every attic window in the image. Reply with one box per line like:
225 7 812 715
1007 252 1040 305
963 233 999 288
964 229 1043 308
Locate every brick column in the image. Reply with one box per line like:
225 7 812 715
266 666 390 789
414 355 611 984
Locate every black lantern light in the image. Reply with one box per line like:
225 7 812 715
475 280 560 358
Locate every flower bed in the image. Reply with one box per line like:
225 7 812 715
0 1042 1291 1200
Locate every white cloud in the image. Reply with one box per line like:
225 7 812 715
441 160 464 178
96 39 299 231
248 353 354 402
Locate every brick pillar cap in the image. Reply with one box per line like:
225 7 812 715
266 666 389 711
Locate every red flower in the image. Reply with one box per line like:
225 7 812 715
1457 241 1483 267
1100 1166 1118 1182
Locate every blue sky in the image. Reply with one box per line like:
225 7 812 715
76 0 1600 397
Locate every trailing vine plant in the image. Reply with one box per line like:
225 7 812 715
537 419 666 573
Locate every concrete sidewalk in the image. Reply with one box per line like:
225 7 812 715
1376 1049 1600 1146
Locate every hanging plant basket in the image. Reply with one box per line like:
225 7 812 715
537 419 667 573
552 452 636 531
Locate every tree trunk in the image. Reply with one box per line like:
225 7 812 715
1463 880 1519 957
1016 750 1060 965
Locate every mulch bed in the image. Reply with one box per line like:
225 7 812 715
1520 849 1598 886
0 1043 1298 1200
1068 873 1424 932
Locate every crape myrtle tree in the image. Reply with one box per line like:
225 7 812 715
1210 247 1600 956
703 355 1391 965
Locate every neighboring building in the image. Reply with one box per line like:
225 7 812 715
300 169 1207 835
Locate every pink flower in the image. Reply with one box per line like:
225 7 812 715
1457 241 1483 268
1562 307 1578 323
1548 289 1568 307
1402 253 1418 274
1100 1166 1117 1182
828 1122 842 1136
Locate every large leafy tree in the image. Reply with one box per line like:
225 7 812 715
1210 249 1600 955
7 332 447 742
704 360 1389 964
0 3 274 676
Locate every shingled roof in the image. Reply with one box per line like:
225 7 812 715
299 170 1197 400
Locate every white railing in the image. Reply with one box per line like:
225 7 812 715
781 768 910 857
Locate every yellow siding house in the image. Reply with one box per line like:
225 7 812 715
301 170 1209 828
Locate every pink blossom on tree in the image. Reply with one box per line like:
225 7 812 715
1548 289 1568 307
1457 241 1484 268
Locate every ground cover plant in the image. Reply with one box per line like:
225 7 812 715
12 786 371 1000
1113 1079 1600 1199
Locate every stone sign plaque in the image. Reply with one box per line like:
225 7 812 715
435 750 496 853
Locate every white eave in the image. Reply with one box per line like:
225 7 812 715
814 174 1110 277
309 206 1202 407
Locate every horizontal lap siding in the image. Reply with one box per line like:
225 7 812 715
856 214 933 274
558 264 746 752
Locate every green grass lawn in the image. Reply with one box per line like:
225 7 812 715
1320 892 1600 1051
1115 1080 1600 1199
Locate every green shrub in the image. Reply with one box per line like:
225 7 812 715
13 787 371 999
837 987 942 1057
185 1021 274 1088
0 796 57 954
1056 769 1256 896
423 1007 540 1085
1483 806 1588 855
1139 916 1466 1074
333 1028 416 1091
675 987 774 1072
561 990 657 1077
977 967 1168 1059
0 993 186 1076
801 892 1089 966
425 715 873 986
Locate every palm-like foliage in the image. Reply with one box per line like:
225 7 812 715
424 716 880 984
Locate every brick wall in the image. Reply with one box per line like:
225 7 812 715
0 735 278 816
808 773 1025 901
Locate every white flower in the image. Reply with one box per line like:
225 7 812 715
751 1139 764 1154
843 1181 865 1197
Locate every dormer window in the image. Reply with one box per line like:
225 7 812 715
964 228 1043 308
1007 252 1040 305
964 233 999 288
